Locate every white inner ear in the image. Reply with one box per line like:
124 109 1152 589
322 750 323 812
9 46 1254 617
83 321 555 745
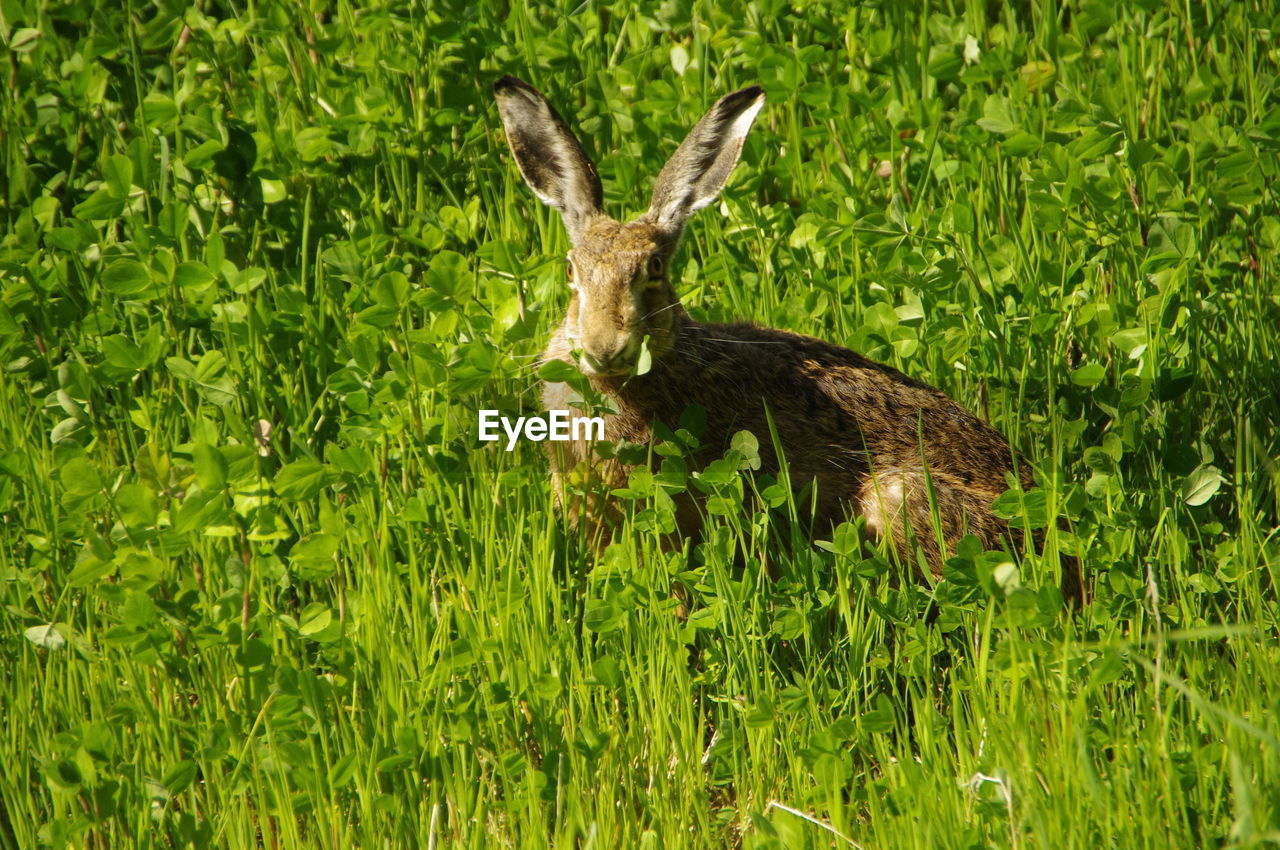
728 94 766 145
524 184 555 206
684 93 766 214
526 179 556 207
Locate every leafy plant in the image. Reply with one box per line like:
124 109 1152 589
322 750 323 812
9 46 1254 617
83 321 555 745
1 1 1277 848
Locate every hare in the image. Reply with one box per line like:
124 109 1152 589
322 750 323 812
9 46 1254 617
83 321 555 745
494 75 1079 596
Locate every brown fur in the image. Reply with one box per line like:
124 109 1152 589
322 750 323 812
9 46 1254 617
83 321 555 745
543 275 1028 571
495 76 1082 598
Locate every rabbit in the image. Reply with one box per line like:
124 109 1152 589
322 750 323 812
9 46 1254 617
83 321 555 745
493 74 1081 600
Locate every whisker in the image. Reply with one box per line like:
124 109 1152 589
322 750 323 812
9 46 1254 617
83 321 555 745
639 302 683 322
697 337 790 345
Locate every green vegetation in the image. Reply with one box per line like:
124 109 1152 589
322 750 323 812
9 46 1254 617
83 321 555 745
2 0 1278 847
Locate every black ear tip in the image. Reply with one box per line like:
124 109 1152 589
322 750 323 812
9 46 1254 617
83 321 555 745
494 75 538 98
727 84 765 102
717 84 765 114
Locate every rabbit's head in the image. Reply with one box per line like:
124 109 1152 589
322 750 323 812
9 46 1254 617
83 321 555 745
494 76 764 377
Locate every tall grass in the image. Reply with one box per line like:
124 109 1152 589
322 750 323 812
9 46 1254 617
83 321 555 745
1 0 1277 847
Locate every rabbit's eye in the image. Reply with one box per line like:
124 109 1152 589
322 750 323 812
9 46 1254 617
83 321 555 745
566 261 576 286
646 256 665 279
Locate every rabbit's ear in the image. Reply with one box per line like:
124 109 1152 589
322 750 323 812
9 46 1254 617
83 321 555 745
494 75 604 243
645 85 765 233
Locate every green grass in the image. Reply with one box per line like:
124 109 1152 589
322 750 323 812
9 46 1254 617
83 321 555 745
2 0 1279 847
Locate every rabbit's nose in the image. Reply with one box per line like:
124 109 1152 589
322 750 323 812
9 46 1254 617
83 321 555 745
581 343 630 375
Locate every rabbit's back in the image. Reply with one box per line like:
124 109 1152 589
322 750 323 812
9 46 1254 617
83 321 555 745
542 319 1032 541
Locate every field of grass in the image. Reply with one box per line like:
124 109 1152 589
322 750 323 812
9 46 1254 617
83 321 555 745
2 0 1279 847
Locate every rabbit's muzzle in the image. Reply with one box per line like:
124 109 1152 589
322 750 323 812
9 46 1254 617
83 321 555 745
577 335 639 377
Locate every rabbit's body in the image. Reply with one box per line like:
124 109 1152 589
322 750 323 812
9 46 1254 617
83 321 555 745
542 300 1029 566
494 75 1076 591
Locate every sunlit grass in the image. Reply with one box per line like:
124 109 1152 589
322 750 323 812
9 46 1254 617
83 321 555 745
1 1 1278 848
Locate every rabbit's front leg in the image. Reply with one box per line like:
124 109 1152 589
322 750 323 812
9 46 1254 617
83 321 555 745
857 469 1005 579
547 441 631 553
